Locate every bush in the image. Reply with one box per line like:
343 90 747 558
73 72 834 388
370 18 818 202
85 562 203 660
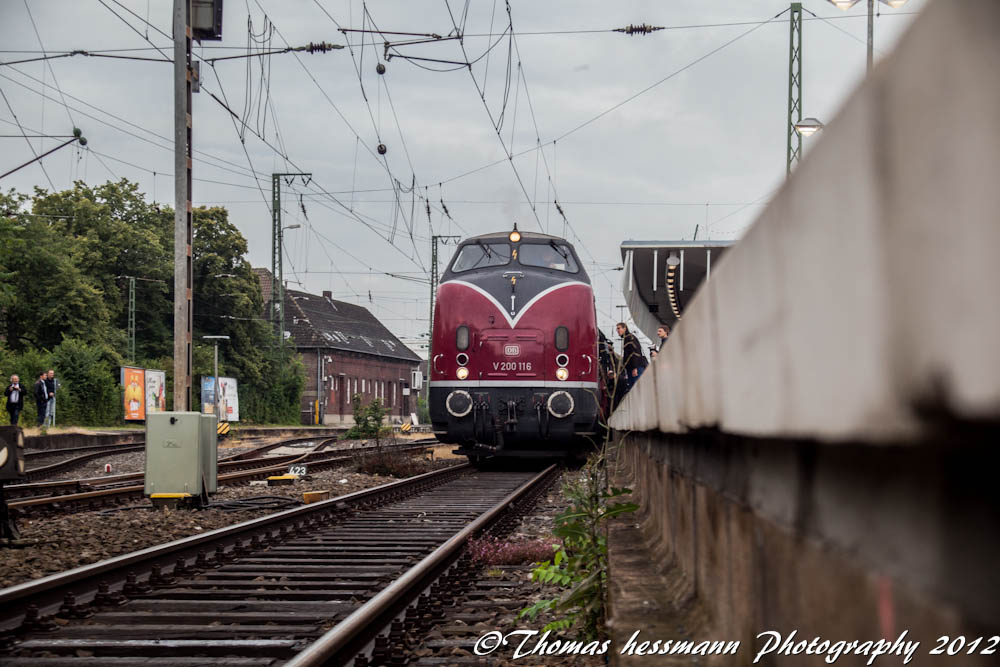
353 447 424 478
51 337 119 425
0 344 52 425
343 395 387 440
240 351 305 424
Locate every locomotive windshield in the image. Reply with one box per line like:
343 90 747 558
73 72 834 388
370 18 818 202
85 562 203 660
518 242 579 273
450 242 511 272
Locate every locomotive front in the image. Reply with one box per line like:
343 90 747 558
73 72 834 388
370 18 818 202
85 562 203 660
429 227 601 462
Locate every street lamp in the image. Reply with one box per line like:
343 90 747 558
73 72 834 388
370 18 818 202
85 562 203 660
827 0 910 73
202 335 230 422
794 117 825 137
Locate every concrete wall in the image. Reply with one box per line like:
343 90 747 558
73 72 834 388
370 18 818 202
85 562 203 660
614 432 997 664
24 431 141 452
607 1 1000 660
609 0 1000 442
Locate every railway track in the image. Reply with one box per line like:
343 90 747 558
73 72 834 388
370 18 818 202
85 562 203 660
22 444 148 482
0 463 558 666
20 435 338 485
4 439 439 516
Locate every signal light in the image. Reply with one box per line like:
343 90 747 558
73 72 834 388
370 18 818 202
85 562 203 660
555 368 569 381
456 367 469 380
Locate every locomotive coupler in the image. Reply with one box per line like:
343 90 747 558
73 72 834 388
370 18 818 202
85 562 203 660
532 393 550 439
504 399 523 432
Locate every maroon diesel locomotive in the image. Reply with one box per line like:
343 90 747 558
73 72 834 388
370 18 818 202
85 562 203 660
429 226 604 464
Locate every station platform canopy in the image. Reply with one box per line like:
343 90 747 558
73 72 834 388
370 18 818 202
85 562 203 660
620 240 734 342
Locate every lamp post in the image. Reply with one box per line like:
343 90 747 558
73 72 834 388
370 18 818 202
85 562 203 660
827 0 910 73
202 335 230 422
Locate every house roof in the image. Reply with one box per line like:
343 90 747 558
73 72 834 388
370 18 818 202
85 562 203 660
253 269 420 363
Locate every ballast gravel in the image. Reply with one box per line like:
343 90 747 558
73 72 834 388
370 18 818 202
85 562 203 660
0 453 458 588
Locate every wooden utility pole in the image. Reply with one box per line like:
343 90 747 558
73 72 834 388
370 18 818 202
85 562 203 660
173 0 193 410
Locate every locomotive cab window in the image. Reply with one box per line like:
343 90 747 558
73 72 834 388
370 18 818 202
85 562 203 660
450 242 511 272
518 242 579 272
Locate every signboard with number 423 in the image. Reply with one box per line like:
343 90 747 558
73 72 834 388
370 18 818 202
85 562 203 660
288 465 308 477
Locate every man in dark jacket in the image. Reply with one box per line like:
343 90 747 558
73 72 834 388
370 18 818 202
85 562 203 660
651 324 670 359
33 372 48 427
616 322 647 391
4 375 25 426
44 369 56 426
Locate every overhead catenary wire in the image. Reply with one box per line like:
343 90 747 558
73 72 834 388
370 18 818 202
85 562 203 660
251 0 429 275
433 9 790 190
442 0 543 232
0 86 56 189
0 65 273 182
0 10 922 56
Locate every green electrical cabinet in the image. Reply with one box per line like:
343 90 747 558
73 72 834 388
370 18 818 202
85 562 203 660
145 412 217 499
200 413 218 493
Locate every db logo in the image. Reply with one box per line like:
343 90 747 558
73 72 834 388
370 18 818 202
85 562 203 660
504 344 520 356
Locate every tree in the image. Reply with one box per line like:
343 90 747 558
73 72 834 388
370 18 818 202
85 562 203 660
190 206 305 423
0 188 112 352
30 180 173 360
0 182 304 425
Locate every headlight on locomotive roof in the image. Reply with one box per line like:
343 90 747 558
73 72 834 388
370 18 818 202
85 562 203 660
456 367 470 380
555 367 569 381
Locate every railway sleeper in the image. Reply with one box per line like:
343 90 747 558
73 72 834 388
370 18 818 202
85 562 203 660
10 637 301 658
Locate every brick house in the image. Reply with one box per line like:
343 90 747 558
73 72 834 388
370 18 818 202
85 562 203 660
255 269 422 424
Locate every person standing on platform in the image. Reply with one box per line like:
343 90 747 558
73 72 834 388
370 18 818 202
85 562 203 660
33 372 48 427
616 322 647 392
651 324 670 360
4 375 24 426
45 369 56 426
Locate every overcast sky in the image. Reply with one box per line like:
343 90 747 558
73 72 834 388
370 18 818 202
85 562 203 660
0 0 929 353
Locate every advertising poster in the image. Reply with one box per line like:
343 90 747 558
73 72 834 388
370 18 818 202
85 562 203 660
145 370 166 414
218 376 239 422
121 367 145 421
201 376 216 415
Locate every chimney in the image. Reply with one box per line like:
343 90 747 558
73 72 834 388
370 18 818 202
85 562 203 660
323 290 332 299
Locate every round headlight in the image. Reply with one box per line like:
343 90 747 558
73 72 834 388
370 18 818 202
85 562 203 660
555 367 569 381
555 353 569 368
509 224 521 243
456 367 470 380
456 353 469 366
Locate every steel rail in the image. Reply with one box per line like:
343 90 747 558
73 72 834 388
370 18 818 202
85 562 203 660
22 445 146 480
7 440 438 514
0 462 470 633
5 439 331 500
285 463 559 667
